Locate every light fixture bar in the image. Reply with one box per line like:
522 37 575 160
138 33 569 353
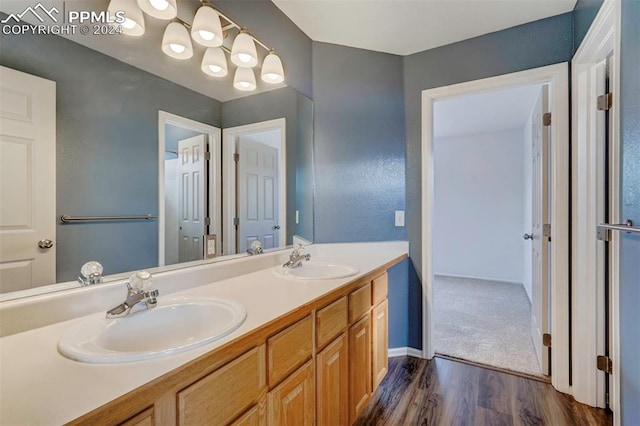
200 1 273 53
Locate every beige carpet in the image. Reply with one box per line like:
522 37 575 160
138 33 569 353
433 275 542 377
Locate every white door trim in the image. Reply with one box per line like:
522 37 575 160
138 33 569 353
158 111 222 266
420 63 570 394
571 0 620 418
222 118 287 255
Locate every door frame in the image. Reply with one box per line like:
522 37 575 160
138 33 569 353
157 111 222 266
571 0 620 417
222 118 286 255
420 63 570 394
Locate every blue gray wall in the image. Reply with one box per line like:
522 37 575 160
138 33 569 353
312 42 406 243
573 0 606 51
403 12 574 348
618 0 640 423
0 27 222 282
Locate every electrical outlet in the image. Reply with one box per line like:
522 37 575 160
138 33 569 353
395 210 405 227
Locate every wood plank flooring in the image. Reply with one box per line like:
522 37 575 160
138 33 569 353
355 356 612 426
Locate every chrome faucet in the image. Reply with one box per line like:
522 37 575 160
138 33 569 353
247 240 263 255
106 271 159 319
282 244 311 269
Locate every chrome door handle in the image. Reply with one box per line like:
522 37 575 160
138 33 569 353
273 225 281 230
38 239 54 249
523 233 533 241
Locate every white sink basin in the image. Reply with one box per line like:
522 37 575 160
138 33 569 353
273 261 359 280
58 297 246 363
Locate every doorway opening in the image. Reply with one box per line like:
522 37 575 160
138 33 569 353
431 84 547 377
158 111 222 267
421 63 570 394
223 118 286 255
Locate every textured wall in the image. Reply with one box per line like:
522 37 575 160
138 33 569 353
0 27 222 283
403 13 573 348
573 0 606 52
619 0 640 423
312 42 406 243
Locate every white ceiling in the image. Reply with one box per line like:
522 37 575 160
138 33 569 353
272 0 577 56
434 84 542 139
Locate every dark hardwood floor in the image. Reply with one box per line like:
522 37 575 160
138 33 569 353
355 356 612 426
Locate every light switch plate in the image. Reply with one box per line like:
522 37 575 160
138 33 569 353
395 210 405 227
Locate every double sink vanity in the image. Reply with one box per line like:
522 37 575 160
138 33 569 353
0 242 407 425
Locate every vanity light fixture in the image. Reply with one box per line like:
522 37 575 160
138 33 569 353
162 21 193 59
230 31 259 68
233 67 257 91
261 51 285 84
136 0 177 20
122 1 285 91
191 5 224 47
201 47 228 77
109 0 145 36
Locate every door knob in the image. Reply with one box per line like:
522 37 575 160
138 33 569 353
523 233 533 241
38 239 54 249
273 225 281 230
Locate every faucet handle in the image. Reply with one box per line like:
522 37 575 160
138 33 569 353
146 289 159 304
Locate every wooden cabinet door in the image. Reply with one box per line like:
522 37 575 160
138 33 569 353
267 360 315 426
349 315 371 423
317 334 348 426
372 300 389 390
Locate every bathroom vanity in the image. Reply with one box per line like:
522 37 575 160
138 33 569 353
0 242 407 425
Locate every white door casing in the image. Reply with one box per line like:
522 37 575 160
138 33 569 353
237 138 280 252
421 63 570 394
530 85 551 376
177 135 207 263
0 66 56 293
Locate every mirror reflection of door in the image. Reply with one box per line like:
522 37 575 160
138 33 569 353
160 113 221 267
223 119 286 255
237 136 280 252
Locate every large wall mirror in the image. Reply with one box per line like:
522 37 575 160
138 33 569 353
0 0 314 301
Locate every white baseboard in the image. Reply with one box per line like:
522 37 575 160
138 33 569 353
388 347 424 358
434 273 523 286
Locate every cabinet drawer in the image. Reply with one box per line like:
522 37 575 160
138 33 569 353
349 283 371 323
372 273 388 305
177 345 266 425
268 315 313 387
316 296 348 349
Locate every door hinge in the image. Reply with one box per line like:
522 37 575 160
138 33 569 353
543 112 552 126
233 217 239 227
597 355 613 374
204 151 211 161
204 217 211 226
233 153 239 162
543 224 552 241
597 226 611 242
543 333 552 347
597 93 613 111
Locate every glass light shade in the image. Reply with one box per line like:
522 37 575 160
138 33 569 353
162 22 193 59
261 52 285 84
233 67 257 91
109 0 145 36
191 6 223 47
201 47 228 77
230 32 258 68
136 0 177 20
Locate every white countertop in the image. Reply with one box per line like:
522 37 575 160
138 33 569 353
0 242 407 425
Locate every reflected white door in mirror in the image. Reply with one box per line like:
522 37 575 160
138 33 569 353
158 111 222 268
223 118 286 255
0 66 56 293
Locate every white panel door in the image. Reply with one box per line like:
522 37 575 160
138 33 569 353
237 139 279 252
177 135 206 263
0 66 56 293
530 85 551 375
